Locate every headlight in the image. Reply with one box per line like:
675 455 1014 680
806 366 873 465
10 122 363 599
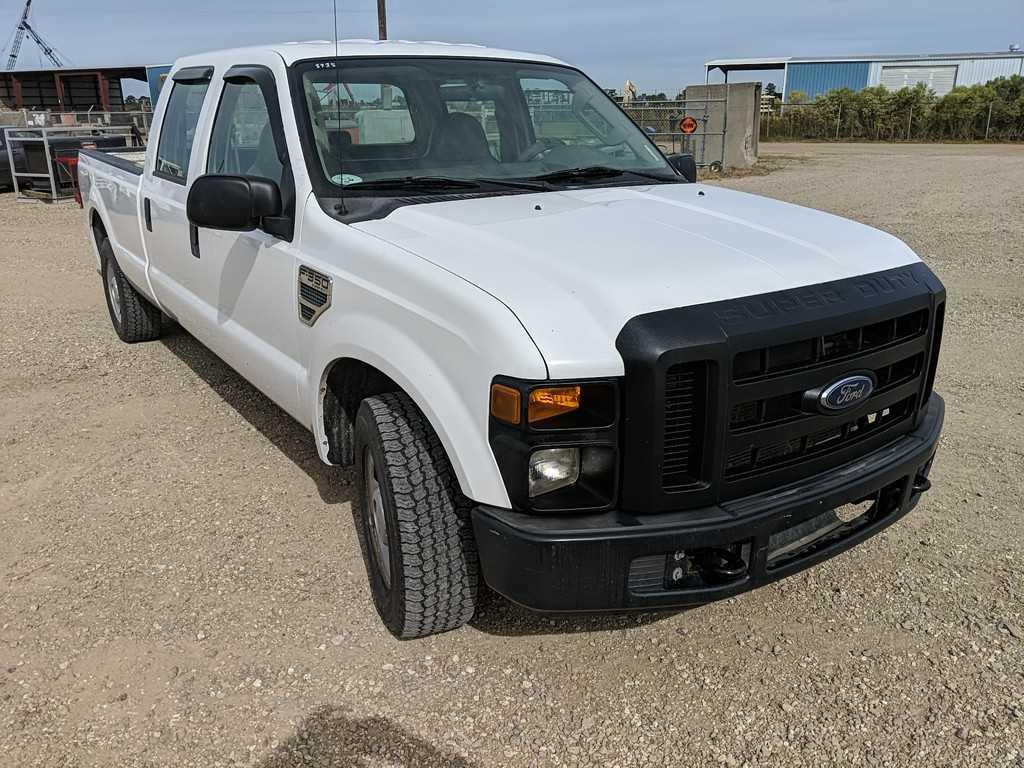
489 377 620 513
529 447 580 497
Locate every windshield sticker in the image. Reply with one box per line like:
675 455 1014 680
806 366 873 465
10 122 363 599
331 173 364 186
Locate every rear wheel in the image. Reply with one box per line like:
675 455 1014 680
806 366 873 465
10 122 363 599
353 392 479 638
99 237 161 343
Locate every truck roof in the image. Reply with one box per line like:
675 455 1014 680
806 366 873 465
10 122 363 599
174 39 568 69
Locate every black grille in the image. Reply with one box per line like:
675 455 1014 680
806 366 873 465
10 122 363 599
662 362 708 491
726 394 917 477
720 307 931 497
619 263 944 514
733 308 928 381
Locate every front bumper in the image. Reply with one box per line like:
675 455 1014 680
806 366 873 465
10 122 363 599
472 394 944 612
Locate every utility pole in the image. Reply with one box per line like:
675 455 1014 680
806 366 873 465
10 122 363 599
377 0 390 107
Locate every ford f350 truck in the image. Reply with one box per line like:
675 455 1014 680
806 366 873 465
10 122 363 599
79 41 945 639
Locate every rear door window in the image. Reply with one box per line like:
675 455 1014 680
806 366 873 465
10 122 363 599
155 80 210 182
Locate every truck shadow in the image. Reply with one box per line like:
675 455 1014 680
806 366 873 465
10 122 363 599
160 324 354 504
256 705 478 768
470 588 679 637
160 325 678 639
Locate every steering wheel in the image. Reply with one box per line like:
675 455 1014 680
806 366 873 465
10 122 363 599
516 137 566 162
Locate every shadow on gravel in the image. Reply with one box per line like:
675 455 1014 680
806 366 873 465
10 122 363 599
160 325 355 504
257 706 477 767
470 588 680 636
161 327 679 638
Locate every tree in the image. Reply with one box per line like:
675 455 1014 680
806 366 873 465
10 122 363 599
765 82 779 97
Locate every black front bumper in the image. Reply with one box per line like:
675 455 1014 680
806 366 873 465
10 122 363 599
473 394 943 612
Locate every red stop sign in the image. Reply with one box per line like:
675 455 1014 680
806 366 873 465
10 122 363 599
679 116 698 134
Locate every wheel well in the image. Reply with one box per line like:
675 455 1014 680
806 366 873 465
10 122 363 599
90 210 108 247
322 358 399 465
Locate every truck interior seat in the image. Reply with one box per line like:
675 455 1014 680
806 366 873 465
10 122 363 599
434 113 496 165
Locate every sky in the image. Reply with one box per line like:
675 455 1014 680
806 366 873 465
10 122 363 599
2 0 1023 96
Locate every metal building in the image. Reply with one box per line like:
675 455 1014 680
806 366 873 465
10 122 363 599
706 50 1024 101
0 64 170 112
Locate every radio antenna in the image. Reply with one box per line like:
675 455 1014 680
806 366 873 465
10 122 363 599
332 0 347 214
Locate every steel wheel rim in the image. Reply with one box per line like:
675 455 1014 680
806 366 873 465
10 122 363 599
364 450 391 588
106 262 122 325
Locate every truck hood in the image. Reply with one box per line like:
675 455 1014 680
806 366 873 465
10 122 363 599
353 183 920 378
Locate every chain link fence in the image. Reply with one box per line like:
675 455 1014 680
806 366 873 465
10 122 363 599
620 98 727 170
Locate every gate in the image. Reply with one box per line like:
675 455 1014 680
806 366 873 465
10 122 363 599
621 95 728 171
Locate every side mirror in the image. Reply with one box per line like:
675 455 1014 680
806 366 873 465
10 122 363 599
187 174 282 232
666 153 697 183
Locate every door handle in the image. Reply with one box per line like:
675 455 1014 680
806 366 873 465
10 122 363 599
143 197 152 231
189 223 200 259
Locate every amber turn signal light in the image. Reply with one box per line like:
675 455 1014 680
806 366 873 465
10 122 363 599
490 384 522 425
528 386 582 424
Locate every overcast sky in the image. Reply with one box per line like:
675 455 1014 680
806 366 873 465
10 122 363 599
3 0 1023 93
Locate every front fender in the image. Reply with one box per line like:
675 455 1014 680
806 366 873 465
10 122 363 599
307 310 545 508
297 201 549 508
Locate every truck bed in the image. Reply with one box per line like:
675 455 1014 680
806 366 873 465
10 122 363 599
80 147 146 175
79 148 147 285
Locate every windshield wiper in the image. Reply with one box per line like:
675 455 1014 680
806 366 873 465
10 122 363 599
343 176 483 191
528 166 678 185
473 177 552 191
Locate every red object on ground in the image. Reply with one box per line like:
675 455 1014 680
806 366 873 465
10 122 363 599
55 152 82 207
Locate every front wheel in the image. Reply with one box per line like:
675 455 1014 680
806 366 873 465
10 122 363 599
353 392 479 638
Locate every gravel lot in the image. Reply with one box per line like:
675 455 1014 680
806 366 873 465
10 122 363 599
2 142 1022 767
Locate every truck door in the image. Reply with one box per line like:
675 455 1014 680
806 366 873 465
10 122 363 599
141 65 214 330
185 65 303 417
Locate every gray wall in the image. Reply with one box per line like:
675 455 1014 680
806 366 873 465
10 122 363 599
682 82 761 169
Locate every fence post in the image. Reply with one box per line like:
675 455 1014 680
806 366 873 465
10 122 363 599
985 103 993 140
835 102 842 141
906 106 913 141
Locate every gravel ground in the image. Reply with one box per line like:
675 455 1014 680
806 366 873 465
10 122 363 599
1 142 1022 767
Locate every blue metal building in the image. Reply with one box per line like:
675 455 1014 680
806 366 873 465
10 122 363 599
706 50 1024 101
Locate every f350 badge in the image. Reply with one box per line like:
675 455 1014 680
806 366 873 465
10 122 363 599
298 265 332 327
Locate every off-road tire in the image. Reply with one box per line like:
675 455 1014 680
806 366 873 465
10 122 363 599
100 237 162 343
353 392 479 638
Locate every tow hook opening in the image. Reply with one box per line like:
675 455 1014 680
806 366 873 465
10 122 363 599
694 547 748 583
913 455 935 494
664 544 750 589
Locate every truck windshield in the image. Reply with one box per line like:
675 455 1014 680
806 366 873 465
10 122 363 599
294 57 676 192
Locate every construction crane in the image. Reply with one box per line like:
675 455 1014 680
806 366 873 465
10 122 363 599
4 0 66 71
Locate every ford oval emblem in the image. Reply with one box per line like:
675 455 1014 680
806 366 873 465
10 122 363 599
820 375 874 411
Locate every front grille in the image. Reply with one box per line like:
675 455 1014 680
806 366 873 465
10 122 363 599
732 308 928 382
661 362 708 491
623 263 944 514
718 307 931 497
725 394 917 477
659 307 934 498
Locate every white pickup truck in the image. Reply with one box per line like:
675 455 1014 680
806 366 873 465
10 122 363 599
79 40 945 638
